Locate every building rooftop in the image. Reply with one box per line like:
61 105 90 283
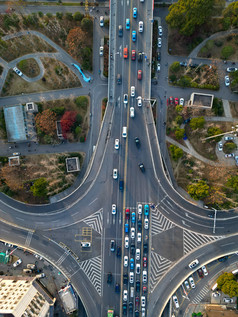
4 105 27 142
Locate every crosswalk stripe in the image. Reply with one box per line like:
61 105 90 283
83 209 103 235
80 256 102 296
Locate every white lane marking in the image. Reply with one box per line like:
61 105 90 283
182 220 191 228
89 198 98 206
107 212 109 225
16 217 24 221
185 213 194 219
221 242 234 247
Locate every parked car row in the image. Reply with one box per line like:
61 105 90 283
167 96 184 107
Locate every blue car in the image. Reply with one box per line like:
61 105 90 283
131 212 136 223
132 31 136 42
126 19 130 30
125 223 129 233
130 258 134 270
133 7 137 18
144 205 149 216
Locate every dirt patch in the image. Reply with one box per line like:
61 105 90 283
0 35 56 62
101 97 107 121
204 305 238 317
230 101 238 118
17 58 40 78
1 57 81 96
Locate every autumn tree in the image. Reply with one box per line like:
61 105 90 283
35 109 57 136
0 165 23 191
67 27 87 59
60 111 77 138
217 272 238 297
226 175 238 193
187 180 210 200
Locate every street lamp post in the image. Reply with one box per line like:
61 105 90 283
211 207 217 234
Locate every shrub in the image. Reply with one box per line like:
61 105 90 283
175 115 183 124
65 12 73 21
214 40 223 47
170 74 177 82
169 145 183 161
73 12 84 21
221 45 234 59
212 98 224 116
38 11 44 18
224 141 237 153
175 128 185 140
75 96 88 111
56 12 63 19
206 40 214 50
46 13 53 18
52 107 65 116
222 17 231 30
170 61 181 73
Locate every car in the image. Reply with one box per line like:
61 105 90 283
112 204 117 215
12 152 20 156
130 107 135 118
122 303 127 315
124 47 128 59
227 67 237 72
107 272 112 283
135 137 140 148
115 283 120 293
144 204 149 216
235 155 238 166
157 51 161 61
137 96 142 107
136 281 140 292
136 249 140 261
131 212 136 223
138 163 145 172
119 179 124 191
142 270 147 283
225 75 230 86
175 97 179 105
225 153 234 158
157 63 160 72
117 246 121 257
13 259 22 267
208 213 214 218
100 16 104 27
126 18 130 30
133 7 137 18
139 21 143 32
224 298 233 303
138 204 142 214
125 208 130 219
114 139 119 150
110 240 115 252
131 49 136 61
158 25 162 36
118 25 123 37
218 256 228 262
189 276 195 288
143 243 148 254
131 227 135 239
201 265 208 276
137 70 142 80
34 254 43 260
130 258 134 270
125 236 129 248
123 290 128 301
138 219 142 232
135 296 139 307
197 268 204 278
167 96 174 106
130 244 135 255
136 263 140 274
13 67 23 76
137 233 141 243
158 37 162 47
129 302 133 313
124 94 128 104
138 51 143 62
188 259 199 269
123 273 128 284
99 46 104 56
36 273 46 278
132 30 136 42
125 223 129 233
131 86 135 97
143 257 147 268
180 62 187 67
142 286 147 295
173 295 179 309
113 169 118 179
224 136 234 141
141 296 146 308
129 272 134 283
184 280 190 290
212 292 221 297
144 218 149 229
218 142 223 151
180 98 184 106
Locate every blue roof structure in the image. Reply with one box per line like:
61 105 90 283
4 105 27 142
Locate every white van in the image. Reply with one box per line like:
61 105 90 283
130 286 134 298
122 126 127 138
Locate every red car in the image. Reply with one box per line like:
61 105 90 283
124 47 128 59
175 97 179 105
135 296 139 307
137 70 142 80
131 50 136 61
167 96 174 106
143 256 147 267
142 286 147 294
125 208 130 220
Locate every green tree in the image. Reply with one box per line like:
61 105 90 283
217 272 238 297
190 117 205 130
175 115 183 125
176 105 183 113
207 126 223 142
81 17 93 33
223 2 238 27
175 128 185 140
212 98 224 116
221 45 234 59
222 17 231 30
56 12 63 19
73 12 84 21
75 96 89 111
226 175 238 193
187 180 210 200
169 145 183 161
166 0 215 36
65 12 73 21
170 61 181 73
30 178 48 198
224 141 237 153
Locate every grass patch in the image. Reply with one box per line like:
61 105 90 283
17 58 40 78
101 97 107 121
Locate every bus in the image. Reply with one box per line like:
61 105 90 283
107 309 114 317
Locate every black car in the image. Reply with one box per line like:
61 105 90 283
110 240 115 252
130 244 135 255
107 272 112 284
138 163 145 172
119 179 124 191
137 219 142 232
123 273 128 284
135 310 139 317
143 243 148 254
157 51 161 61
138 51 143 62
116 246 121 257
118 25 123 37
135 137 141 148
129 302 133 313
122 303 127 315
115 283 120 293
136 280 140 292
180 61 187 67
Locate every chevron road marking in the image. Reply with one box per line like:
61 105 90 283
192 285 210 304
83 209 103 235
25 231 33 247
151 208 174 235
80 256 102 296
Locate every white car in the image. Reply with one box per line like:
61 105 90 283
141 296 146 307
99 46 104 56
157 63 160 72
136 263 140 274
224 298 233 303
225 75 230 86
158 25 162 36
142 308 146 317
130 107 135 118
124 94 128 104
13 67 23 76
123 290 128 301
113 169 118 179
180 98 184 106
125 236 129 248
129 272 134 283
137 96 142 107
142 270 147 283
131 227 135 239
184 280 190 290
112 204 116 215
131 86 135 97
100 16 104 27
136 248 140 261
188 259 199 269
138 203 142 214
36 273 46 278
34 254 43 260
124 256 128 267
173 295 179 309
144 218 149 229
189 276 195 288
139 21 143 32
218 142 223 151
212 292 221 297
137 232 141 242
227 67 237 72
158 37 162 48
201 265 208 276
13 259 22 267
114 139 119 150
